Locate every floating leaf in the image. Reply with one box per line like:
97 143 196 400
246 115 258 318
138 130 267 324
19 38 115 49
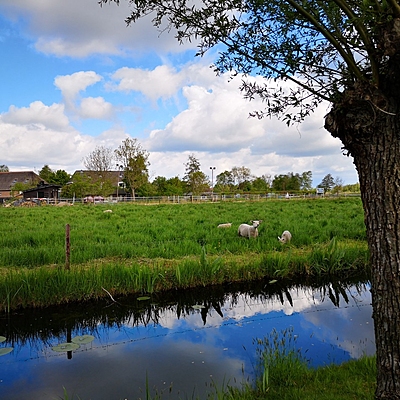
137 296 150 301
71 335 95 345
0 347 13 356
269 279 278 284
0 336 6 343
52 342 80 352
193 305 205 309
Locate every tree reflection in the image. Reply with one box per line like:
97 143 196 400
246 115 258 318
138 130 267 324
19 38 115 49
0 273 370 349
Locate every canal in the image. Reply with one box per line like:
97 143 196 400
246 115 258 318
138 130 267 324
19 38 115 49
0 277 374 400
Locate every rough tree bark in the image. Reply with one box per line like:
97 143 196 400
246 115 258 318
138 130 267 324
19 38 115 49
326 68 400 397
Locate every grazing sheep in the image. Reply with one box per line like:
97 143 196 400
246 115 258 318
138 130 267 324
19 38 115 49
238 220 262 238
218 223 232 228
103 209 113 213
55 201 72 207
278 230 292 243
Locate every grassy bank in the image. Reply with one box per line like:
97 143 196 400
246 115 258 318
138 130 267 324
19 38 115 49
0 197 369 311
205 355 376 400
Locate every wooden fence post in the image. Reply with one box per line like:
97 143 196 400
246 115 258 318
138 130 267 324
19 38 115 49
65 224 70 270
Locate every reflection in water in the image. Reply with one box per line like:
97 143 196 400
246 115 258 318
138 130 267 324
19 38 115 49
0 276 374 400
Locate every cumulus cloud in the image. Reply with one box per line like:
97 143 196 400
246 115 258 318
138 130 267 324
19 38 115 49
0 3 359 184
54 71 102 103
0 0 189 57
2 101 70 131
0 101 127 172
79 97 114 119
110 65 187 101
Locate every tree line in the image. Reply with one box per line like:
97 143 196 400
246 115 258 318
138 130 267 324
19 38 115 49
2 139 359 198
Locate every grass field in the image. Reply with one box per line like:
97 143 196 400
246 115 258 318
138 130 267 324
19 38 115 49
0 197 369 310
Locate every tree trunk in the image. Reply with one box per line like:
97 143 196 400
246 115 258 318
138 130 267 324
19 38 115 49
325 85 400 398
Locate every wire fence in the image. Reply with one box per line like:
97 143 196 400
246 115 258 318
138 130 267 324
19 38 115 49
53 192 360 205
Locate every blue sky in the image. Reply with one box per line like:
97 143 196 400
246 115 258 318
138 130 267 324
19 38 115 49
0 0 359 186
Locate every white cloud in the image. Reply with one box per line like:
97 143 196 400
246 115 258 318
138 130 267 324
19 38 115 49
2 101 70 131
0 0 189 57
79 97 114 119
0 102 126 172
0 3 359 185
54 71 102 102
110 65 186 101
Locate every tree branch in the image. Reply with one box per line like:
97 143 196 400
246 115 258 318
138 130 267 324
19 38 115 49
285 0 365 82
332 0 380 85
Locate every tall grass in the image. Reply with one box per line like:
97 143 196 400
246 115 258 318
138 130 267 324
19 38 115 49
0 198 369 310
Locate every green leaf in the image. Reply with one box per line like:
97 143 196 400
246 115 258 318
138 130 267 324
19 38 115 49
71 335 95 345
0 336 6 343
0 347 13 356
52 342 80 352
137 296 151 301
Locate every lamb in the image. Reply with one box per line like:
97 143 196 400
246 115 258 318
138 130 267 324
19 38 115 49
238 220 262 238
278 230 292 243
218 223 232 228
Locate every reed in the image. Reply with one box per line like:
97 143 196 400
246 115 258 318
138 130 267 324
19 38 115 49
0 198 369 310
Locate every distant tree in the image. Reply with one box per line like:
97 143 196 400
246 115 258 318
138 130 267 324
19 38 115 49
52 170 71 186
252 175 271 192
83 146 114 173
261 174 272 188
152 176 168 195
115 138 150 198
83 146 115 196
0 165 9 172
152 176 185 195
215 170 235 192
39 165 70 186
39 165 54 183
136 181 157 197
331 176 345 195
272 172 301 192
183 154 209 195
166 176 185 195
61 171 93 199
231 166 252 189
343 183 360 193
318 174 335 192
299 171 313 191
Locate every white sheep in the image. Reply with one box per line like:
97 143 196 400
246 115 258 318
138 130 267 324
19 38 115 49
238 220 262 238
278 230 292 243
218 223 232 228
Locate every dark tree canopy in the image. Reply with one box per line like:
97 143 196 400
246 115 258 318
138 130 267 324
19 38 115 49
318 173 335 191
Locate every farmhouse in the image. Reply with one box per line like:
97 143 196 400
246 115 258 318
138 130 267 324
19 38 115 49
0 171 43 203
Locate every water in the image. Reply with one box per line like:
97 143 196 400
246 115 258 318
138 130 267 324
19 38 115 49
0 278 375 400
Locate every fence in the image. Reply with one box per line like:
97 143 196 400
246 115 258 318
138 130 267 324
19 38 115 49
55 192 360 205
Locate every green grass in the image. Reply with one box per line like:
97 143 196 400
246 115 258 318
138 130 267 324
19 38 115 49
0 197 369 310
213 355 376 400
